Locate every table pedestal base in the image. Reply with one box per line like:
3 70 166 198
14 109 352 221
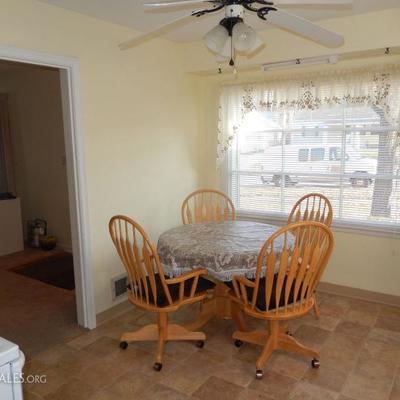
185 281 247 332
185 281 289 335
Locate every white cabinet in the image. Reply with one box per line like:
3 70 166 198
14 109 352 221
0 338 25 400
0 198 24 256
0 363 15 398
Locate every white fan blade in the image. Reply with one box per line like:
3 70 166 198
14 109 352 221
144 0 215 8
119 14 194 50
274 0 352 5
266 9 344 47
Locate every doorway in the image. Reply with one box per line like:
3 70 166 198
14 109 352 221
0 47 95 345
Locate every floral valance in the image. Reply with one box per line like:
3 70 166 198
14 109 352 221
217 64 400 167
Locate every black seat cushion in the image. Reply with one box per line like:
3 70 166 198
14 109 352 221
128 274 215 307
226 274 303 312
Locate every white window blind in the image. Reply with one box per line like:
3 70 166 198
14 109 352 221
221 66 400 232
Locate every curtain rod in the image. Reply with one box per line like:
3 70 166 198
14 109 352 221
196 46 400 78
219 61 400 89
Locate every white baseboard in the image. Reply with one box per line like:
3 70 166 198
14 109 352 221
96 299 131 326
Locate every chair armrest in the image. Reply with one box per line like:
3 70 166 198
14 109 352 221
165 268 209 301
231 275 256 307
234 275 255 288
165 268 208 284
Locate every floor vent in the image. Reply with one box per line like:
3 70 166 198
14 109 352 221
111 274 128 300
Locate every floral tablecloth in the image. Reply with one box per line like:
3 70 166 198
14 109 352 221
157 220 286 281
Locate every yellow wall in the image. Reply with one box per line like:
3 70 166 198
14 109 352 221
0 67 72 247
0 0 202 313
194 10 400 297
325 231 400 296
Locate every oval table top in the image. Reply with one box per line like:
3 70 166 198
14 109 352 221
157 220 284 281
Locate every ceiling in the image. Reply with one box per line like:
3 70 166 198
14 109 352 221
37 0 400 42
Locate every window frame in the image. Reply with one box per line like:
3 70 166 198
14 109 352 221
223 122 400 238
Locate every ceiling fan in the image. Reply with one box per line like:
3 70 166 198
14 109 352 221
119 0 352 67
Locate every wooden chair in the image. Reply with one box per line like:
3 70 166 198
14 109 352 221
181 189 235 224
288 193 333 317
288 193 333 227
230 221 334 379
109 215 215 371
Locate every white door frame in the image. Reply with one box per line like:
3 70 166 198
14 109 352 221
0 46 96 329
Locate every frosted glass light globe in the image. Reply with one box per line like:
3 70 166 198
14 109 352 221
232 23 263 53
204 25 229 54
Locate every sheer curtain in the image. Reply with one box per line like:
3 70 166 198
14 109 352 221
217 64 400 167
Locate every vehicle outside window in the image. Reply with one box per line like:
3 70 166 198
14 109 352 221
310 148 325 161
298 149 309 162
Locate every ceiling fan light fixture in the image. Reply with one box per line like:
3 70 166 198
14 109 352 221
245 31 264 54
232 22 263 53
220 36 232 58
204 24 229 54
215 53 230 63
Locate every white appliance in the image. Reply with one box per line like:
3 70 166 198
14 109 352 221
0 338 25 400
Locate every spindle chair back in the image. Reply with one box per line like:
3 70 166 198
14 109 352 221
181 189 235 224
288 193 333 227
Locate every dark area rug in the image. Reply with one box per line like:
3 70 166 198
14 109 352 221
13 253 75 290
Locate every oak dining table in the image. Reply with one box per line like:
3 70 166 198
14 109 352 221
157 220 288 331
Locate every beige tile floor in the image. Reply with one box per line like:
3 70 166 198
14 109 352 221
0 248 83 356
21 292 400 400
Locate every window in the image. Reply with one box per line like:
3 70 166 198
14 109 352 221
229 105 400 230
329 147 340 161
310 148 325 161
298 149 309 162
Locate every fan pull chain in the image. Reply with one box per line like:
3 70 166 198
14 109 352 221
229 36 237 74
229 35 235 67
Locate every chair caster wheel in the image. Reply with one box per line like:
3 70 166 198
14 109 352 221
255 370 263 379
311 358 320 369
153 362 163 371
234 339 243 348
286 331 293 336
196 340 205 348
119 341 128 350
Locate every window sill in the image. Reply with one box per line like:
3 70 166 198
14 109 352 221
236 210 400 239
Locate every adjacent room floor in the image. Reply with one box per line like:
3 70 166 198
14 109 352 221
0 248 82 357
22 292 400 400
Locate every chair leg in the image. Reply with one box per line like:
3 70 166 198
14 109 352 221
120 311 206 371
256 320 279 371
256 335 275 371
231 301 247 332
121 324 159 342
314 297 321 319
234 319 320 378
121 321 205 344
155 313 168 365
278 331 319 359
